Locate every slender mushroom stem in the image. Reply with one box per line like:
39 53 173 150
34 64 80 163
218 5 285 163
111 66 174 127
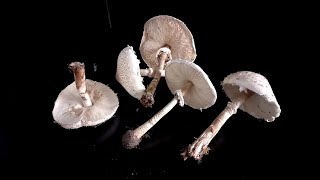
140 68 165 78
123 81 192 149
182 90 254 161
68 62 93 107
140 46 172 108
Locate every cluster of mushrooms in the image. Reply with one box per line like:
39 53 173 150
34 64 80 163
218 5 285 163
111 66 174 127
52 15 281 161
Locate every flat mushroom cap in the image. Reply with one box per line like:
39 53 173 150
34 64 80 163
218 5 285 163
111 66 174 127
116 45 146 99
140 15 197 69
52 79 119 129
165 60 217 110
222 71 281 122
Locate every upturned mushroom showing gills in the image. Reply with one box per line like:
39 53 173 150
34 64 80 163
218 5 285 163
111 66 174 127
139 15 197 108
52 62 119 129
122 60 216 149
181 71 281 161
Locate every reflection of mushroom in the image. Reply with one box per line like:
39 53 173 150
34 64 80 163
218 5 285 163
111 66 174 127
122 60 216 149
52 62 119 129
182 71 281 160
139 15 197 108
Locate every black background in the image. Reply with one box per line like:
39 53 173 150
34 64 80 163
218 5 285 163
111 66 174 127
3 0 300 179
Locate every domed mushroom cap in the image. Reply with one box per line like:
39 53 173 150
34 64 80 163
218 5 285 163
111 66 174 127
140 15 196 69
116 45 146 99
165 60 217 110
222 71 281 122
52 79 119 129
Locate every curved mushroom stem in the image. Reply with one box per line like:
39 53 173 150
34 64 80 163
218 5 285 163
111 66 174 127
140 68 165 78
181 90 254 161
68 62 92 107
123 82 192 149
140 46 172 108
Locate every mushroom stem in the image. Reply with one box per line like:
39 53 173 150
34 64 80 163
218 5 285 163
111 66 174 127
140 68 165 78
140 46 172 108
123 82 192 149
68 62 92 107
182 90 254 161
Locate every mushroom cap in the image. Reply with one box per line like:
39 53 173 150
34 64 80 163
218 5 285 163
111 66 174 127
165 60 217 110
52 79 119 129
116 45 146 99
222 71 281 122
140 15 197 69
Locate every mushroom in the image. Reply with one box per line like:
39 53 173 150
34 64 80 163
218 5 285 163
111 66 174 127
52 62 119 129
116 45 165 100
181 71 281 160
116 45 146 99
139 15 197 108
122 60 217 149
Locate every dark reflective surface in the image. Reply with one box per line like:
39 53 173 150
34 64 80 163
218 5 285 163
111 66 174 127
3 1 297 179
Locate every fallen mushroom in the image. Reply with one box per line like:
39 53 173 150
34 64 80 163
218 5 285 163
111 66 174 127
52 62 119 129
139 15 197 108
181 71 281 161
122 60 217 149
116 45 146 99
116 45 164 100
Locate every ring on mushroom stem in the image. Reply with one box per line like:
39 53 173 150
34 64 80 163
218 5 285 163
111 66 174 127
122 60 217 149
139 15 197 108
140 68 165 78
52 61 119 129
181 71 281 161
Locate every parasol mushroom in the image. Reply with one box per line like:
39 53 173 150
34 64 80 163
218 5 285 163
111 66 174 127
52 62 119 129
116 45 165 100
122 60 216 149
116 45 146 99
181 71 281 161
139 15 197 108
